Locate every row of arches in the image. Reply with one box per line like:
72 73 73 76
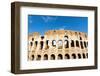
30 40 88 50
31 36 85 41
31 53 88 60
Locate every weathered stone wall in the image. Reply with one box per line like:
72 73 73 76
28 30 88 61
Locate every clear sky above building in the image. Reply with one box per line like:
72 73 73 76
28 15 88 35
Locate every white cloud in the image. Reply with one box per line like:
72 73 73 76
59 28 64 30
41 16 57 23
59 25 66 30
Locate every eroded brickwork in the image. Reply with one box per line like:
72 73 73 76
28 30 88 61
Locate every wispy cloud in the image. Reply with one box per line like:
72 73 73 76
59 25 66 30
41 16 57 23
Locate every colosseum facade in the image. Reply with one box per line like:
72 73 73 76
28 30 88 61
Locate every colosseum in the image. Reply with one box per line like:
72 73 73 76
28 30 88 61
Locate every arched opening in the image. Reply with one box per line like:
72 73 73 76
41 36 44 40
46 40 49 49
86 53 88 58
32 38 34 41
64 40 69 48
36 55 41 60
80 37 82 40
65 54 70 59
58 54 63 60
64 36 68 39
82 53 86 58
52 40 56 47
51 54 55 60
84 41 87 48
71 40 74 47
76 40 79 47
35 41 38 47
58 40 63 49
46 40 49 46
80 41 84 49
30 42 33 46
44 54 48 60
31 55 34 60
77 53 81 59
40 41 44 50
72 53 76 59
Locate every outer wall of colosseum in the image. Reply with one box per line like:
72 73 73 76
28 30 88 61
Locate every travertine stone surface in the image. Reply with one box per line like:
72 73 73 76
28 30 88 61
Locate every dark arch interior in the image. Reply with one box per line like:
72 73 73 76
64 36 68 38
35 41 38 47
51 54 55 60
78 53 81 59
84 41 87 48
40 41 44 50
86 53 88 58
65 54 70 59
30 42 33 46
31 55 34 60
72 53 76 59
32 38 34 41
46 40 49 46
36 55 41 60
44 54 48 60
71 40 74 47
83 53 86 58
58 54 63 60
41 36 44 40
65 40 69 48
80 41 84 49
80 37 82 40
76 40 79 47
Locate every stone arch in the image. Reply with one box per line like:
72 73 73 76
58 54 63 60
80 41 84 49
52 40 56 47
80 37 82 40
30 42 33 46
64 35 68 39
40 41 44 50
58 40 63 49
31 55 34 60
86 53 88 58
76 40 79 47
64 40 69 48
77 53 81 59
72 53 76 59
32 38 34 41
44 54 48 60
71 40 74 47
65 54 70 59
45 40 49 49
35 41 38 47
51 54 55 60
82 53 86 58
46 40 49 46
84 41 87 48
41 36 44 40
36 55 41 60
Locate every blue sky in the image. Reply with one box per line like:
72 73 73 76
28 15 88 35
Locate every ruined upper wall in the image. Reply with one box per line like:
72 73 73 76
28 30 88 41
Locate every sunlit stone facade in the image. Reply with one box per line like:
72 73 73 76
28 30 88 61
